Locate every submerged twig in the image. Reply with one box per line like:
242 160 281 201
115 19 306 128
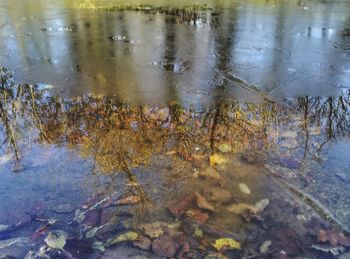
269 174 350 235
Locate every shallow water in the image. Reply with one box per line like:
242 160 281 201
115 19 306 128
0 1 350 258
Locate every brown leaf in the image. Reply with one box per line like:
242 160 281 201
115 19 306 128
195 192 215 212
185 209 209 224
115 195 141 206
317 229 350 247
169 193 196 217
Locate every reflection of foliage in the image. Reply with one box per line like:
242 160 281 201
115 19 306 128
1 68 350 174
0 68 49 160
71 1 215 25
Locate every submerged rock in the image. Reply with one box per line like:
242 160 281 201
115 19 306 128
152 235 180 257
133 236 152 250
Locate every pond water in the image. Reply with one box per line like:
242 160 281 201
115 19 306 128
0 0 350 258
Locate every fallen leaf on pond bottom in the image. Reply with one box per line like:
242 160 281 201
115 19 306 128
185 209 209 224
169 193 196 217
227 203 253 214
204 188 231 203
238 183 251 195
195 192 215 212
105 231 139 246
85 224 109 239
259 240 272 253
213 238 241 251
92 241 105 252
198 167 220 180
227 199 269 221
254 199 270 213
140 221 181 238
45 230 68 249
210 154 226 166
115 195 141 205
152 234 180 257
317 229 350 247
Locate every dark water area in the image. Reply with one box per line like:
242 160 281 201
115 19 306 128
0 1 350 258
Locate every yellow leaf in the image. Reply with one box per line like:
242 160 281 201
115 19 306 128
105 231 138 246
210 154 226 166
213 238 241 250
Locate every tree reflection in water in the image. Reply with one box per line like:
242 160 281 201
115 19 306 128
1 67 349 175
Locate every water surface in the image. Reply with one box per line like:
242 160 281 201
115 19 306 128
0 1 350 258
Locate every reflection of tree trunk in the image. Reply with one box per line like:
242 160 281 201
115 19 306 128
209 7 238 150
0 102 19 160
210 106 221 150
302 96 309 162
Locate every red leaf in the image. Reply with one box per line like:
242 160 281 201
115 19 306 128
317 229 350 247
185 209 209 224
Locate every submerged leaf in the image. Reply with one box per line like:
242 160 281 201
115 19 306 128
198 167 220 179
213 238 241 251
140 221 179 239
92 241 105 252
317 229 350 247
195 192 215 212
254 199 269 213
115 195 141 205
210 154 226 166
185 209 209 224
105 231 139 246
169 193 196 217
227 203 253 214
45 230 67 249
238 183 251 195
